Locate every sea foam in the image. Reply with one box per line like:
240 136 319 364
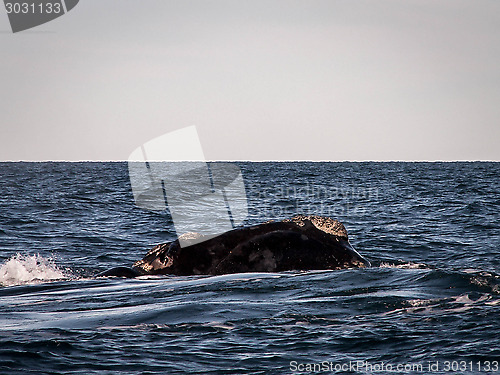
0 253 68 286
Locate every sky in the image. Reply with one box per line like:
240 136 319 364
0 0 499 161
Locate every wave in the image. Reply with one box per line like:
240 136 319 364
0 253 70 287
379 261 430 269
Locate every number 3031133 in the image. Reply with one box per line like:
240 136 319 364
5 2 62 14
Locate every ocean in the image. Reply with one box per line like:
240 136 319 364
0 162 499 374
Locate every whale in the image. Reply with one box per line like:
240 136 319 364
98 215 370 278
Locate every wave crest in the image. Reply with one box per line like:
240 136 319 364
0 253 68 287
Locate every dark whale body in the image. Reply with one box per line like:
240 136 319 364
98 215 370 278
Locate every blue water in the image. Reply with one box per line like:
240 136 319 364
0 162 499 374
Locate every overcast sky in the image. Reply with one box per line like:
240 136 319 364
0 0 499 161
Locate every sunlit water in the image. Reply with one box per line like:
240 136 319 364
0 162 499 374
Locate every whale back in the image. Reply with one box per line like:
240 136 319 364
131 215 368 276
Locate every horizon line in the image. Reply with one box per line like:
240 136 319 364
1 159 499 163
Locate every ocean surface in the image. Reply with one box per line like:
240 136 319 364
0 162 499 374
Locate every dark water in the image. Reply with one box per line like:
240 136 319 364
0 162 499 374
